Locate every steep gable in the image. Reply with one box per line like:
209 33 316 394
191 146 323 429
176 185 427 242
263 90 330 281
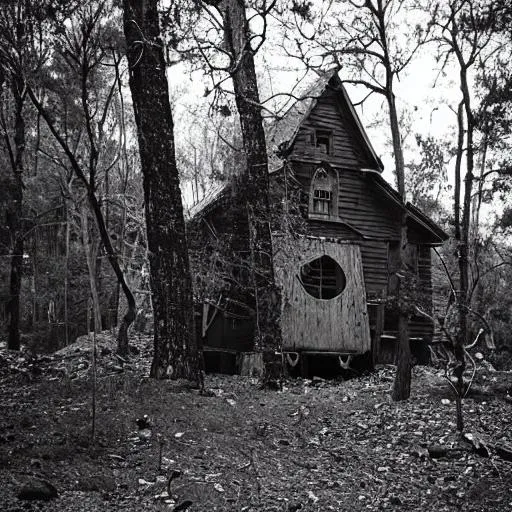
290 86 375 169
268 71 383 172
188 73 447 246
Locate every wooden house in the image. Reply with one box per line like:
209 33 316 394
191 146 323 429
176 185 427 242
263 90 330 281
188 71 448 376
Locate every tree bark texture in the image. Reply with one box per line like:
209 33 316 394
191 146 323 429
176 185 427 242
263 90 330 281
388 93 405 198
123 0 200 381
386 80 411 401
6 81 25 351
392 210 412 401
391 292 411 401
219 0 283 384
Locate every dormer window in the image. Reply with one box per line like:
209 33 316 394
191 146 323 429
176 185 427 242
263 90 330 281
313 129 332 155
309 166 339 220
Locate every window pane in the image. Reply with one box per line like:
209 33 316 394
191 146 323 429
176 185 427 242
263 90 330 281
315 130 332 155
313 198 330 214
298 255 346 300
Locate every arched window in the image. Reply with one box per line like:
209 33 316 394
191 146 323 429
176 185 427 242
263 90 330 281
309 166 338 220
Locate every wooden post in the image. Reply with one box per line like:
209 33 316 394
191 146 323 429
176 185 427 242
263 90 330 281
300 353 309 378
371 302 385 368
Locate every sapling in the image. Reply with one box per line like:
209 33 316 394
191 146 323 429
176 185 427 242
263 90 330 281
88 298 98 444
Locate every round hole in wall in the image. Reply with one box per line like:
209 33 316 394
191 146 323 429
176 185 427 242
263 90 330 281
298 255 346 300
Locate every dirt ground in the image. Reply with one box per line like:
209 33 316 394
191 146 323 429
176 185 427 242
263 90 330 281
1 332 512 511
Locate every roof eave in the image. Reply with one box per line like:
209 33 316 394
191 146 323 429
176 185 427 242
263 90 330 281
362 169 448 243
335 77 384 172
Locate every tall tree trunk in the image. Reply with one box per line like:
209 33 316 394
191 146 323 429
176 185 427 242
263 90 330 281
365 4 412 400
219 0 283 385
64 205 70 345
7 199 23 350
451 99 465 428
87 190 136 356
123 0 200 381
454 102 464 242
472 131 487 239
389 93 405 197
453 64 474 431
387 86 411 401
7 82 25 350
31 247 36 329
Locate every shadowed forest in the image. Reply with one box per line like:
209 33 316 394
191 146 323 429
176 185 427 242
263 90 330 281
1 1 512 510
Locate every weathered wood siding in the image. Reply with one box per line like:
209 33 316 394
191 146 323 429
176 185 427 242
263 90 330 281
338 172 401 240
289 89 375 169
290 164 402 240
360 240 389 295
418 246 433 309
307 220 362 241
431 243 453 318
273 236 371 353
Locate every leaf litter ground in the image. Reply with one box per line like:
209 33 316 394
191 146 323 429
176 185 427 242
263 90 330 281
1 332 512 511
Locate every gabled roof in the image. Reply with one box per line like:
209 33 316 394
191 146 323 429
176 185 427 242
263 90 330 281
405 201 449 243
190 71 384 219
362 169 448 243
267 72 335 154
186 73 447 244
267 69 383 172
187 182 229 220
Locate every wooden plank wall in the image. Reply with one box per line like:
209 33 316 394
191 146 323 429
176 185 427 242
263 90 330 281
339 172 401 240
418 246 433 309
360 240 389 295
290 89 373 169
307 219 362 241
409 246 434 340
291 163 401 240
273 236 371 353
289 164 398 297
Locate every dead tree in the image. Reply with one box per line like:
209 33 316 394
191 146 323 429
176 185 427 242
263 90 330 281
429 0 502 428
